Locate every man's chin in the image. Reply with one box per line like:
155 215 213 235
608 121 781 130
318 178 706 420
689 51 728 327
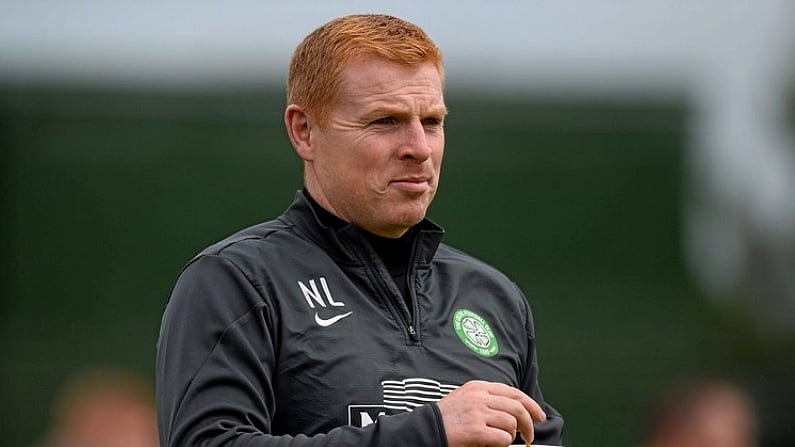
370 212 426 238
394 212 428 230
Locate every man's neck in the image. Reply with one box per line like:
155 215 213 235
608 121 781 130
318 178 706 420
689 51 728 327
303 188 348 230
303 188 415 298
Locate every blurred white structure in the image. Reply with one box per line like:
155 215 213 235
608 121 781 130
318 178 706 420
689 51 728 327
686 1 795 335
2 0 794 333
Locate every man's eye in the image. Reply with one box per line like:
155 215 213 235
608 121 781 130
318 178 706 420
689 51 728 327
422 117 443 127
372 117 397 125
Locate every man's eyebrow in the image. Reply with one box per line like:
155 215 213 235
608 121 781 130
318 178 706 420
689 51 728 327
432 104 449 116
365 103 448 117
366 105 402 116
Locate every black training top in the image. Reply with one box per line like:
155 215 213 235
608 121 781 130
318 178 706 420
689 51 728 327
156 190 565 446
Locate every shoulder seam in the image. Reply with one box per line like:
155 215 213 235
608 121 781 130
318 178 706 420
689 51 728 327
171 254 273 424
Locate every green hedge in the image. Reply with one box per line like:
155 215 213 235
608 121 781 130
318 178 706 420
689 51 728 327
0 85 744 446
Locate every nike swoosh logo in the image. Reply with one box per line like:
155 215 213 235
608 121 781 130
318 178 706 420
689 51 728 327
314 311 353 327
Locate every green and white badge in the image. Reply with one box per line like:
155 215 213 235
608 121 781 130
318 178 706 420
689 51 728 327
452 309 499 357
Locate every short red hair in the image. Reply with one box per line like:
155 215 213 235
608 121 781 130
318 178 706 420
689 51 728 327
287 14 444 127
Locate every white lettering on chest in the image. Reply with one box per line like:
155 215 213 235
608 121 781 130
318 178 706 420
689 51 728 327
297 277 346 308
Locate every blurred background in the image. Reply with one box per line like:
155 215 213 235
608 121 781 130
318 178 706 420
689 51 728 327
2 1 794 446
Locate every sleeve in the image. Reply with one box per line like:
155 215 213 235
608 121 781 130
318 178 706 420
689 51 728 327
156 254 448 447
516 288 565 446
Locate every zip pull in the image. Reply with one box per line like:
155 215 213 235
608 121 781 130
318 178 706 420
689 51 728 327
408 325 419 342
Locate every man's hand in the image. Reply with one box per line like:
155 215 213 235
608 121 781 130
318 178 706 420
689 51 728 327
437 380 546 447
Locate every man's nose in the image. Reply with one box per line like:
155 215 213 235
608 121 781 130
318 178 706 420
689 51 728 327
398 119 433 162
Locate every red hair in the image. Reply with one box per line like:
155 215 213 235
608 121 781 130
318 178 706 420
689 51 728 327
287 14 444 127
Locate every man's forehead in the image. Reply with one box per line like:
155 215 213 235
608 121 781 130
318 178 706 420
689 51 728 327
338 61 445 110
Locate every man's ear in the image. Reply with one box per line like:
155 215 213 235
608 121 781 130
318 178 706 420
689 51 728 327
285 104 315 161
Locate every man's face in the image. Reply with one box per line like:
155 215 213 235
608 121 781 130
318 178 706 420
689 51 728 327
306 57 447 238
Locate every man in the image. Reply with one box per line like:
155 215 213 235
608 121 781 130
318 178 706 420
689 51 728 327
39 367 158 447
157 14 564 447
641 379 757 447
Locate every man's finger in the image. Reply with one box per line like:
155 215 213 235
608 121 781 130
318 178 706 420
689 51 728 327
484 391 544 445
521 393 547 423
486 383 547 422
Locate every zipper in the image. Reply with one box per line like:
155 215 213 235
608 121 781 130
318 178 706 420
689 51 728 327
346 231 422 344
408 324 418 340
359 247 420 344
405 235 421 343
371 264 419 344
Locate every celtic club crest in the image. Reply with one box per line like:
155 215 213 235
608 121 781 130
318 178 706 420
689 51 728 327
452 309 499 357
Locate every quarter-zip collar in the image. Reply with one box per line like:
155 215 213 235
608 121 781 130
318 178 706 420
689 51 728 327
280 190 445 268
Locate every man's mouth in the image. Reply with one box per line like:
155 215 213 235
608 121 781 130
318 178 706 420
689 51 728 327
390 177 431 193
